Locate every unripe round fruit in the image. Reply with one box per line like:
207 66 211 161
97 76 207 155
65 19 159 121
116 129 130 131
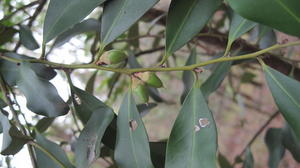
135 72 163 88
98 50 127 65
132 77 149 103
134 84 149 103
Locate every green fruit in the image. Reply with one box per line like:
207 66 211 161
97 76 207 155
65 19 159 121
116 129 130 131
132 77 149 103
134 84 149 103
99 50 127 65
135 72 163 88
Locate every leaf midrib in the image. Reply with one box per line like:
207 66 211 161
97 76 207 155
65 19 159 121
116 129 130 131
265 66 300 110
102 0 129 44
127 93 140 168
188 88 197 168
275 0 300 24
166 0 198 54
229 19 247 43
45 0 99 42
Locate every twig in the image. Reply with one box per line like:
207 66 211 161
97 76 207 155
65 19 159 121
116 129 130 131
236 110 280 162
0 1 39 22
0 75 37 168
1 41 300 75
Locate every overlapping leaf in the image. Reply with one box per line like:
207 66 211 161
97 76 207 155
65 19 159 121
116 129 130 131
201 61 232 99
227 0 300 37
225 13 256 55
43 0 105 42
0 111 31 155
243 148 254 168
114 92 154 168
165 0 221 55
265 128 285 168
70 85 108 124
263 64 300 140
0 25 17 45
101 0 158 45
19 25 39 50
35 132 75 168
17 62 69 117
181 49 196 103
282 125 300 162
53 19 101 48
0 53 56 85
165 87 218 168
73 88 114 168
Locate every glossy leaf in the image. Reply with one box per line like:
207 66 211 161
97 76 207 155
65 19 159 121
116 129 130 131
19 25 39 50
0 53 56 86
165 87 218 168
165 0 221 55
35 118 55 133
17 62 69 117
263 64 300 140
243 148 254 168
264 128 285 168
53 19 101 48
85 70 98 94
225 13 256 54
0 111 31 155
201 61 232 99
75 107 114 168
101 0 158 45
70 85 108 124
181 49 197 103
114 92 154 168
282 125 300 162
43 0 105 42
227 0 300 37
35 132 75 168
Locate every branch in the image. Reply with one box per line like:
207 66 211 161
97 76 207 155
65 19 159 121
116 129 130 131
1 41 300 75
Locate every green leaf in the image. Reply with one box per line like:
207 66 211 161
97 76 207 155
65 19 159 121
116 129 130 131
181 49 197 103
0 110 31 155
257 26 276 49
70 85 109 124
201 61 232 99
0 53 56 86
165 87 218 168
263 65 300 141
43 0 105 43
35 132 75 168
225 13 256 55
0 25 17 45
0 98 6 108
75 107 114 168
19 25 39 50
128 23 140 49
282 124 300 162
101 0 158 45
227 0 300 37
243 148 254 168
35 118 55 133
85 70 98 94
218 153 233 168
16 62 69 117
114 92 154 168
53 18 101 48
264 128 285 168
165 0 221 55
